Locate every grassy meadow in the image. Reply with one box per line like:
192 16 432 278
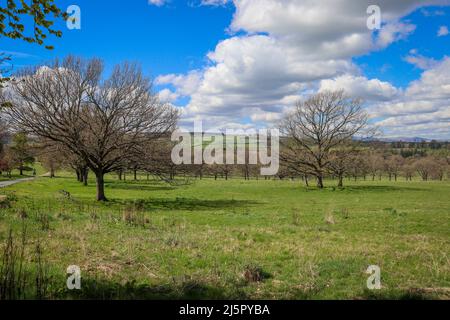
0 173 449 299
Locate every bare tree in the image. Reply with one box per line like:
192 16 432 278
384 154 404 181
414 157 434 181
402 158 415 181
35 139 66 178
366 150 384 181
328 144 360 187
2 56 179 201
280 90 369 188
430 157 447 181
0 146 16 177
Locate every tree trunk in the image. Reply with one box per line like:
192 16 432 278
95 171 107 201
338 175 343 188
82 169 89 186
134 170 137 181
50 167 55 178
316 175 324 188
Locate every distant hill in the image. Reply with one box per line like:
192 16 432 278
377 137 432 143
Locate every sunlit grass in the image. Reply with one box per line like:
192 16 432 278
0 173 449 299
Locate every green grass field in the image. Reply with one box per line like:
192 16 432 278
0 174 449 299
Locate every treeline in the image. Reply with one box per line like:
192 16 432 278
1 128 449 186
1 59 449 200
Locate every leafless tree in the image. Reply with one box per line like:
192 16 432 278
430 157 447 181
0 146 15 177
402 159 415 181
366 150 384 181
384 154 404 181
328 144 360 187
34 139 66 178
2 56 179 201
414 157 434 181
280 90 369 188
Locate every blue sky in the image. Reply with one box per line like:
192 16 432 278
355 6 450 88
1 0 450 139
1 0 234 76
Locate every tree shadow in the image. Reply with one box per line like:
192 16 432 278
335 185 426 192
359 288 444 300
106 183 176 192
110 197 260 211
62 277 249 300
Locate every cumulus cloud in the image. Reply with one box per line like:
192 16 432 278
406 57 450 99
369 57 450 138
319 75 399 101
158 88 179 103
157 0 450 136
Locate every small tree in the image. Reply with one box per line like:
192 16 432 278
0 147 16 177
402 159 415 181
366 151 384 181
384 154 404 181
414 157 434 181
280 90 369 188
36 139 65 178
328 144 359 187
10 132 34 175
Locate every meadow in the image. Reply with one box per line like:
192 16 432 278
0 173 449 299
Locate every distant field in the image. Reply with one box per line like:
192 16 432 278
0 174 449 299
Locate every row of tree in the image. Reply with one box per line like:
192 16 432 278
1 58 449 199
1 127 448 188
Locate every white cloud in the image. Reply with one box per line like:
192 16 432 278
370 57 450 138
156 71 202 96
158 88 179 103
319 75 399 101
157 0 450 136
406 57 450 99
404 50 439 69
438 25 449 36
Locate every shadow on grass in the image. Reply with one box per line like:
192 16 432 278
359 288 445 300
110 197 260 211
302 185 426 193
106 183 176 192
62 278 248 300
342 185 426 192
